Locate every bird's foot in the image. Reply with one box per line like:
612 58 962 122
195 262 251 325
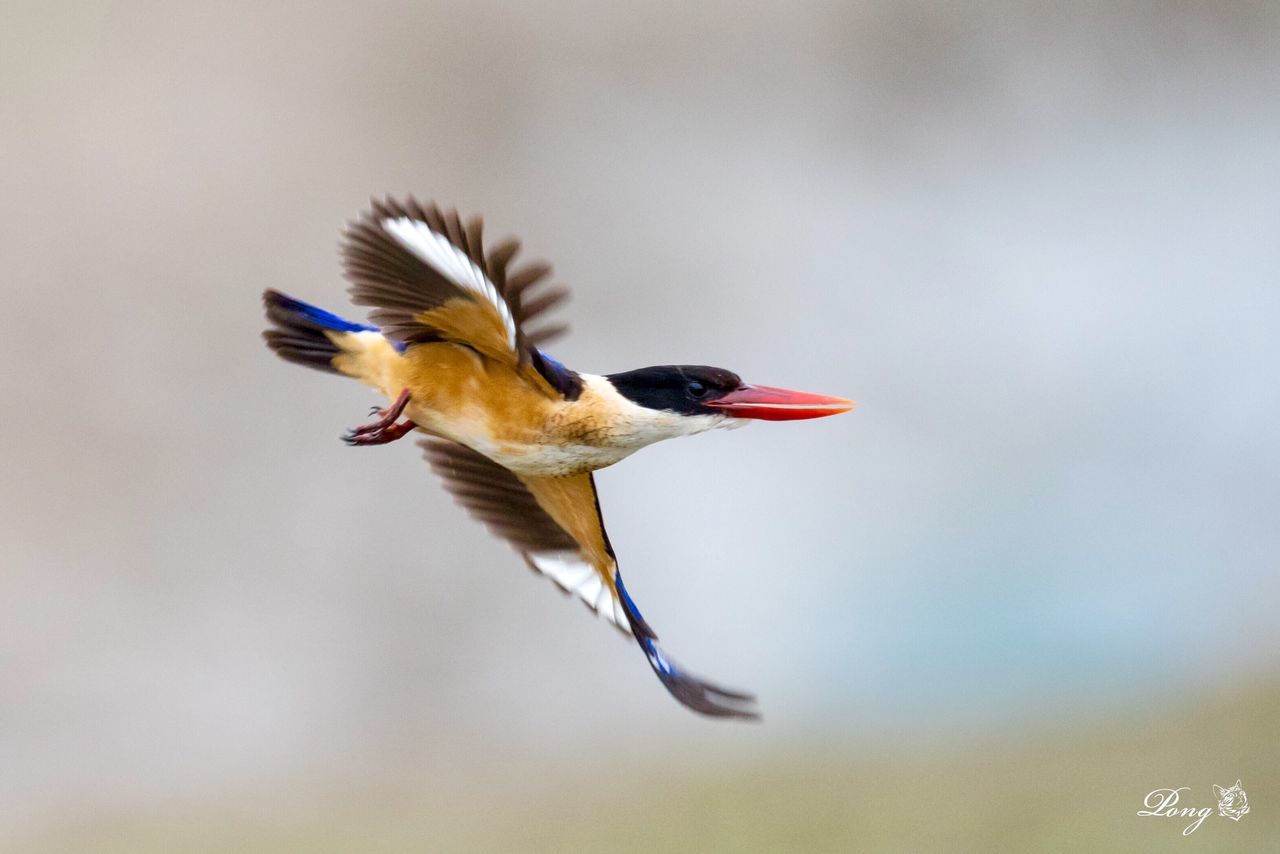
342 420 417 446
342 388 416 446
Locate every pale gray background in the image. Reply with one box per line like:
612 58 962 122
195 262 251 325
2 0 1277 847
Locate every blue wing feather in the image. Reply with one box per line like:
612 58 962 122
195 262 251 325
613 570 759 720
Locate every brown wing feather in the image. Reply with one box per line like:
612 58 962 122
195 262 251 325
343 196 569 358
420 438 760 718
420 438 577 554
420 438 631 633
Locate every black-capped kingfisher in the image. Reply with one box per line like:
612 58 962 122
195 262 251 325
262 198 853 719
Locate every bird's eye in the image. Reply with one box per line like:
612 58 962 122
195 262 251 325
687 381 707 398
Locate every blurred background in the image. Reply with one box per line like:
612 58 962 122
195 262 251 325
2 1 1277 850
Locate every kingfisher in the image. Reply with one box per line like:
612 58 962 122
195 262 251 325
262 198 853 719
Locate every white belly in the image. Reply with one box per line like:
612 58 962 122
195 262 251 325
486 441 640 477
410 408 638 477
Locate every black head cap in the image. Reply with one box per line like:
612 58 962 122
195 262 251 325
606 365 743 415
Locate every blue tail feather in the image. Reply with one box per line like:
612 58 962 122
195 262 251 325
262 289 388 374
266 290 379 334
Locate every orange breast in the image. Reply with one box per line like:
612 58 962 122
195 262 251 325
395 343 553 443
389 344 646 476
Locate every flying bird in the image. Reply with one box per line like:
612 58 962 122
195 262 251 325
262 198 853 719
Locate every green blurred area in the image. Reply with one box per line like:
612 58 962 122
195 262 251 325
20 677 1275 853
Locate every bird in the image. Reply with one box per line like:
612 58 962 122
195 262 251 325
262 197 853 719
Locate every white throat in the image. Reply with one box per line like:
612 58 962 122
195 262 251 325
579 373 744 448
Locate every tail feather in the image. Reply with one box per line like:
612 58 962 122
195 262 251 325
262 289 378 374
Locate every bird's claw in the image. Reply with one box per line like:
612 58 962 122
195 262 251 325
341 388 415 446
341 420 417 446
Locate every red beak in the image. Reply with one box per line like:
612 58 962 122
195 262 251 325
703 384 855 421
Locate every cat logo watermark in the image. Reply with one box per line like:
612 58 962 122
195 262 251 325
1137 781 1250 836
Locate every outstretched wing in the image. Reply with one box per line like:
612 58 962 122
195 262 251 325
421 438 632 634
341 197 572 378
421 438 760 719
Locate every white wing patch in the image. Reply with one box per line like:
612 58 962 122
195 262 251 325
527 551 632 635
381 216 519 351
